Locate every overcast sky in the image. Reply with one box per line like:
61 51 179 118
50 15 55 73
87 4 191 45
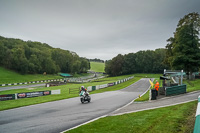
0 0 200 60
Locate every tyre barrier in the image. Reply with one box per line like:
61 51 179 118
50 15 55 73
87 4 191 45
87 76 134 92
0 89 60 101
194 95 200 133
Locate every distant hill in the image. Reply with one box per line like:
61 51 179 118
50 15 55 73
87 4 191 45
90 62 105 73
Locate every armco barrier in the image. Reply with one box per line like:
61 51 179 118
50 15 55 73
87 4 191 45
87 76 134 92
87 86 92 91
194 95 200 133
165 84 186 96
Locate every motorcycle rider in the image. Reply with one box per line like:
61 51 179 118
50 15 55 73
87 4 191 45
79 86 91 103
80 86 88 95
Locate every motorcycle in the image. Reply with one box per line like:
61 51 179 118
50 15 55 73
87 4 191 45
79 90 91 103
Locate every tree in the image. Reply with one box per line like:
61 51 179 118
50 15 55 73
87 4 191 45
105 60 112 75
72 60 81 74
110 54 124 76
122 53 137 74
80 58 90 73
165 12 200 78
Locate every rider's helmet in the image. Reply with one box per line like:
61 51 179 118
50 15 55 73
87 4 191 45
81 86 85 91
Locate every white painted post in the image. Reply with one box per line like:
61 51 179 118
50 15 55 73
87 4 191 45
181 70 183 85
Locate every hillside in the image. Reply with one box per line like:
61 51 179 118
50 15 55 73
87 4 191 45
0 66 62 84
90 62 105 73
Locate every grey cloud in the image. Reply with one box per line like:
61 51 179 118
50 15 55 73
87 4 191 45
0 0 200 60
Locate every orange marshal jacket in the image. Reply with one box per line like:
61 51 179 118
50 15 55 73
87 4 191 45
154 82 159 91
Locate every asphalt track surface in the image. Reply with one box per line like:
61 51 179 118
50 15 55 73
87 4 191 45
0 78 150 133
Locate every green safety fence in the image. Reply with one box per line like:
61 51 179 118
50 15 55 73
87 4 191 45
165 84 186 96
194 95 200 133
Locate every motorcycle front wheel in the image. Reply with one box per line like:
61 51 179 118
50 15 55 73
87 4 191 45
80 98 84 103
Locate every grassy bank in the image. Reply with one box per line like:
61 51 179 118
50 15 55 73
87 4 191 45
183 79 200 92
90 62 105 72
0 67 63 84
0 74 139 111
66 101 197 133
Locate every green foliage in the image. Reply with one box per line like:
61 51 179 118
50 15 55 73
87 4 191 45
0 36 90 74
165 12 200 75
89 58 104 63
105 49 168 76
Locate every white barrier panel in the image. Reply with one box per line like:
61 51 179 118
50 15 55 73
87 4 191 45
100 84 107 89
99 84 105 89
104 84 108 88
87 86 92 91
96 85 100 90
51 89 61 94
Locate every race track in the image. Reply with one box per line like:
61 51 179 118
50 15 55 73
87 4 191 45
0 78 150 133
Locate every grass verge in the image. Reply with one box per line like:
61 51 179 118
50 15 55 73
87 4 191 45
66 101 197 133
0 66 63 84
183 79 200 92
134 90 150 102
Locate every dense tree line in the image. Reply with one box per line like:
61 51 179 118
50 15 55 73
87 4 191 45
105 49 168 76
89 58 104 63
0 36 90 74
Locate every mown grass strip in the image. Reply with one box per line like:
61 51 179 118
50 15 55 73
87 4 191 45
66 101 197 133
